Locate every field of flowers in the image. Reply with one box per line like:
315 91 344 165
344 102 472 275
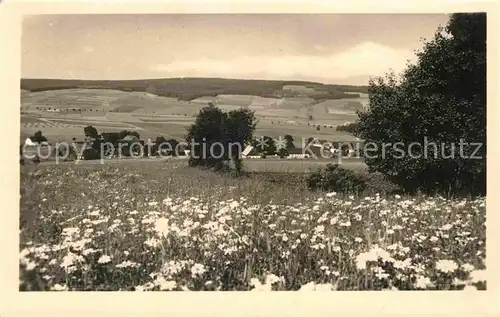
19 163 486 291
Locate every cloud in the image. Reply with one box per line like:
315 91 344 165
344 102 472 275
151 42 416 82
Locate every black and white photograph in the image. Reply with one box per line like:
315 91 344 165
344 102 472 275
16 9 488 295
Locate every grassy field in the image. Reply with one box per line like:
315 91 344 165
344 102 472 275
241 158 367 173
19 163 486 291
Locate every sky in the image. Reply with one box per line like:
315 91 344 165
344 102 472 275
22 14 450 85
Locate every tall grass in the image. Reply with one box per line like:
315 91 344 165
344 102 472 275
19 163 486 291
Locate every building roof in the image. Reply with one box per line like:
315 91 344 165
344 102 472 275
25 137 37 146
242 145 254 156
287 147 304 155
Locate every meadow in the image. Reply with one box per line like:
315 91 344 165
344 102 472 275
19 162 486 291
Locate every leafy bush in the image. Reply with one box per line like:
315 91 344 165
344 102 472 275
356 13 486 197
82 148 100 160
30 131 48 143
306 164 366 194
278 148 288 158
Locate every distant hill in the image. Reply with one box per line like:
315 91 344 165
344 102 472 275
21 77 369 102
333 75 375 86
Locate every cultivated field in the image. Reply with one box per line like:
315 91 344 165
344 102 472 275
21 80 366 144
19 163 486 291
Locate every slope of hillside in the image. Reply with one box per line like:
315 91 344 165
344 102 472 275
21 77 369 102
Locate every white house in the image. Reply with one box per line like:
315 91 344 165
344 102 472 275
24 137 36 146
241 145 255 158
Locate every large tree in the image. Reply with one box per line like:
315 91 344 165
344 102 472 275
187 103 256 175
284 134 295 149
356 13 486 196
31 130 48 143
84 125 99 139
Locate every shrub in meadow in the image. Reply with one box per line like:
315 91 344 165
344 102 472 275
278 148 288 158
306 164 366 194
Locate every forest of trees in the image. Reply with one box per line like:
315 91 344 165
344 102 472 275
21 78 367 102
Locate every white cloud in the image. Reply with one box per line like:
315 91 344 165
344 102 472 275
152 42 416 81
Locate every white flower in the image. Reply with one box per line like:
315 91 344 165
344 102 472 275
435 259 458 273
372 246 393 262
415 275 433 289
154 218 170 238
461 263 475 272
355 246 393 270
62 227 79 236
190 263 206 277
82 248 98 256
355 252 378 270
299 282 317 291
354 237 363 243
229 201 240 209
24 260 37 271
134 285 145 292
326 191 337 198
339 220 351 227
250 278 272 291
51 283 68 291
374 267 390 279
60 252 77 269
156 277 177 291
97 255 112 264
116 260 137 268
265 274 284 285
452 278 467 286
440 224 453 231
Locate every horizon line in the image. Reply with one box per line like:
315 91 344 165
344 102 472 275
20 76 373 87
